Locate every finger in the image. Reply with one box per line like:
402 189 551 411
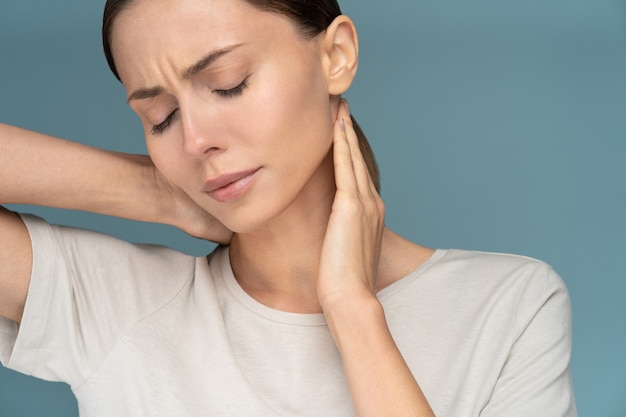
332 107 359 195
339 101 379 198
339 101 386 236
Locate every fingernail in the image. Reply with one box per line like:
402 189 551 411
343 100 351 115
339 117 346 130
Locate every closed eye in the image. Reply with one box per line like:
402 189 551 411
213 77 249 99
149 76 249 135
151 108 179 136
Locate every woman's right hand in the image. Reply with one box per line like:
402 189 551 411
151 165 232 244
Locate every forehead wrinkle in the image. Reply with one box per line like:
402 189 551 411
182 43 247 79
126 43 247 103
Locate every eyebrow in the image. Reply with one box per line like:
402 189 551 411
127 43 246 103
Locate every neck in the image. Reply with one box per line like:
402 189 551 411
226 153 436 314
228 154 336 313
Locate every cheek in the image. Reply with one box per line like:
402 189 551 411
253 61 333 156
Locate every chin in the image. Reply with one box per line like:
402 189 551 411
214 207 274 236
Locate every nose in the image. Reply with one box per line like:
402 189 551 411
180 104 228 159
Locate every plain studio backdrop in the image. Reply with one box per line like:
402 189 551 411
0 1 624 416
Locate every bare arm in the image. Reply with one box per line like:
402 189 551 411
0 122 229 234
324 300 434 417
0 122 230 322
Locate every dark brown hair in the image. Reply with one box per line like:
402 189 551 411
102 0 380 191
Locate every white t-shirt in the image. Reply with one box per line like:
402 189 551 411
0 214 577 416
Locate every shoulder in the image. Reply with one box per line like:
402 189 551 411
428 249 571 330
437 248 565 291
382 228 566 297
384 244 570 322
19 213 198 290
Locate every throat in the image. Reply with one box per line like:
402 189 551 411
227 215 329 313
227 167 335 313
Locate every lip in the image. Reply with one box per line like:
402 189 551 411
202 168 261 202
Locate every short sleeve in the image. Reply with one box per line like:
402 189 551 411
0 214 196 388
480 263 577 417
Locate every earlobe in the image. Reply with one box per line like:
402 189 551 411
323 16 359 96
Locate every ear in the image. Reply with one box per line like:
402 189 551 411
322 15 359 96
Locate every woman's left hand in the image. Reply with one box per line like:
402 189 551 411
318 101 435 417
317 99 385 312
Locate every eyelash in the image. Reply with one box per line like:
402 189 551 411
213 77 249 99
151 109 178 136
150 77 250 136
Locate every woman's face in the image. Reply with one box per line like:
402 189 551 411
112 0 337 232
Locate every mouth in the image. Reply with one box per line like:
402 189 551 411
202 168 261 203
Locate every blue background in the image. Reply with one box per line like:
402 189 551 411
1 0 624 415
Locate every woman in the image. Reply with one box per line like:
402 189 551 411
0 0 576 416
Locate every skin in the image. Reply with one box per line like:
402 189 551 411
1 0 436 414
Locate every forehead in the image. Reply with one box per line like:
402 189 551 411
112 0 264 38
110 0 301 85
